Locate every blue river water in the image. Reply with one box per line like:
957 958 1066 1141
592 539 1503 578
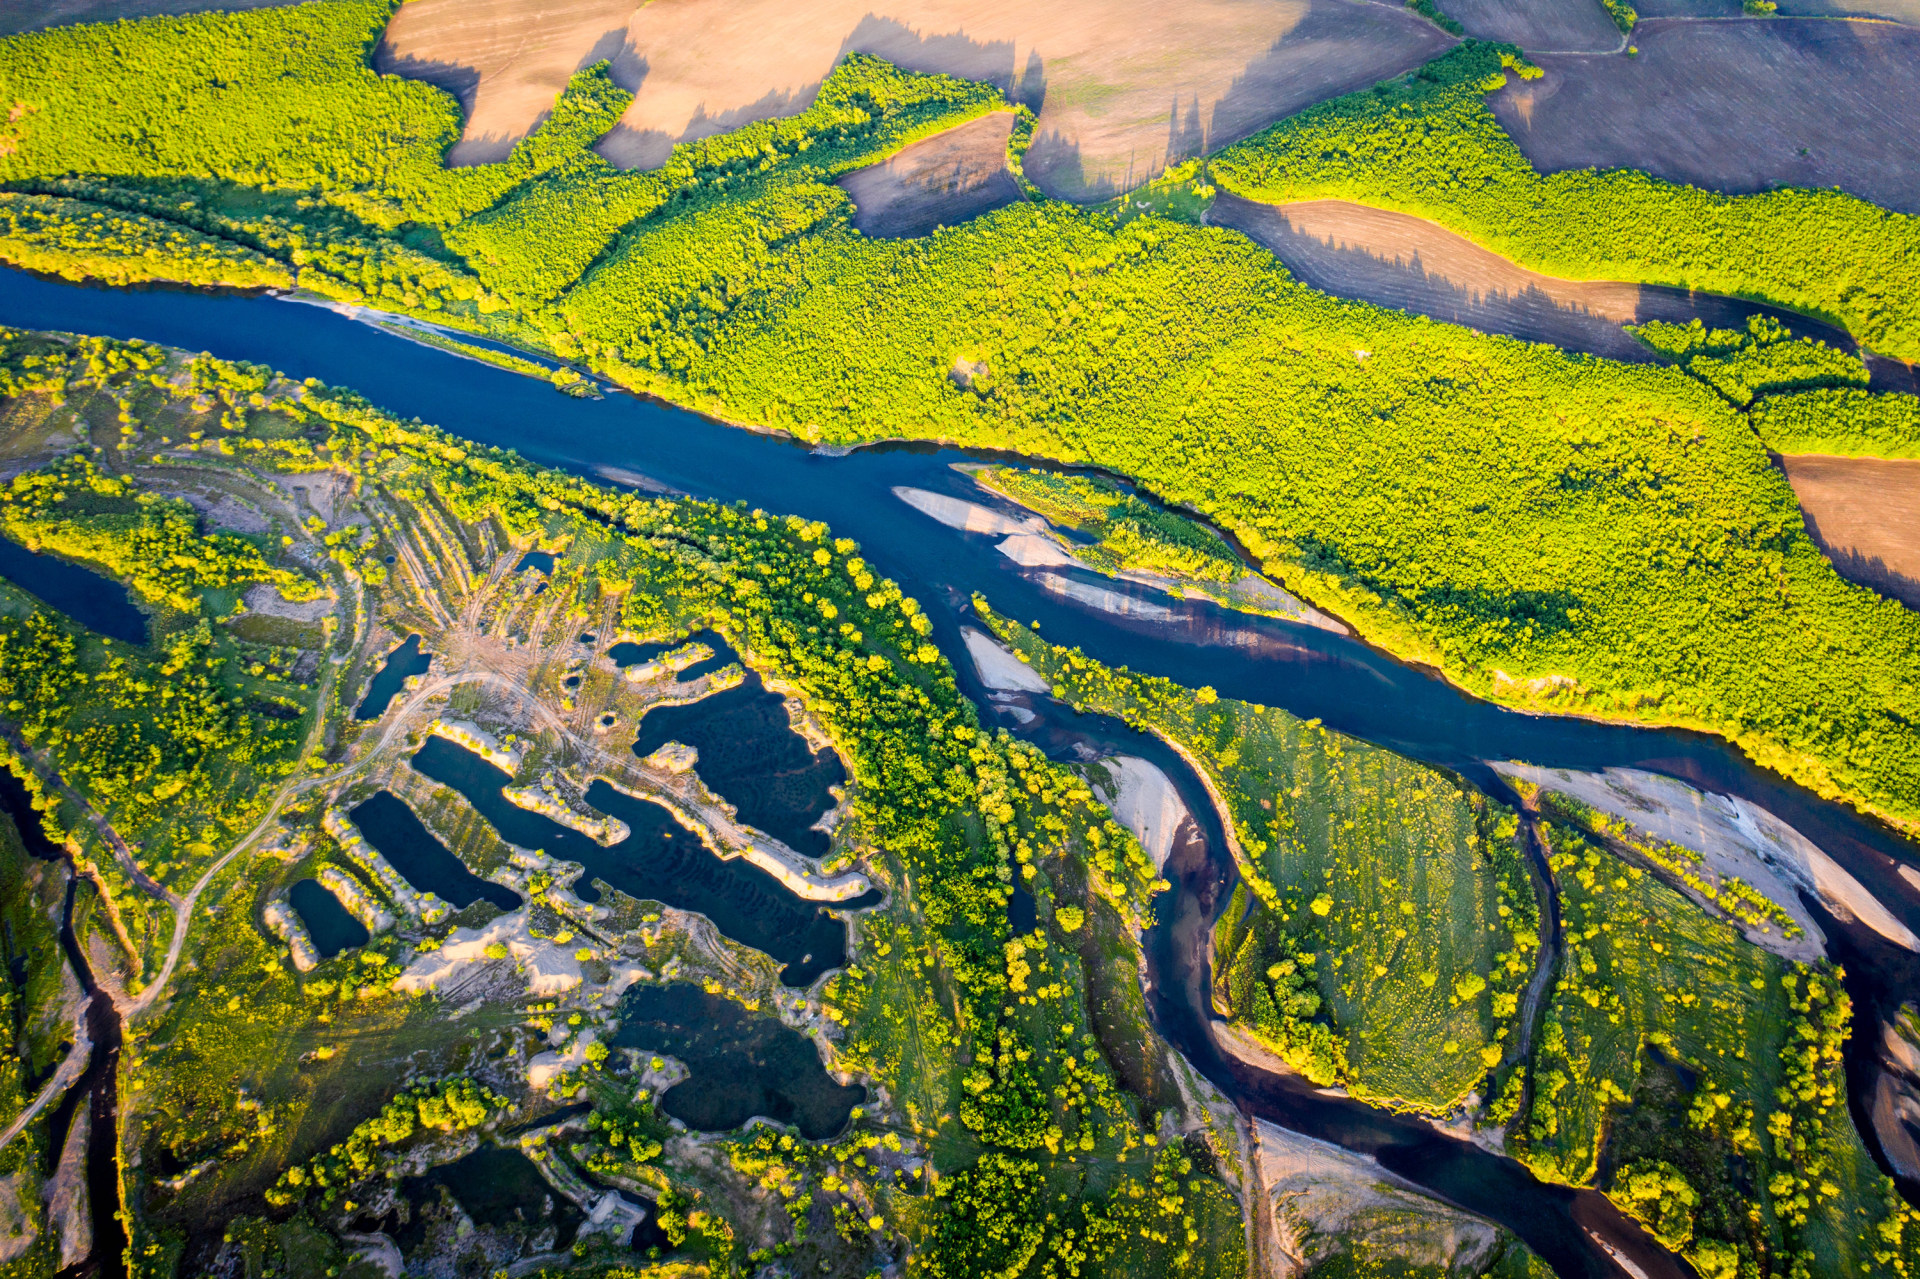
4 267 1918 1278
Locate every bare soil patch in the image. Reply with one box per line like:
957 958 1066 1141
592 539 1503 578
1491 19 1920 214
837 112 1020 237
1439 0 1621 52
376 0 640 166
1777 453 1920 609
0 0 287 37
1634 0 1920 23
1210 194 1911 387
377 0 1452 198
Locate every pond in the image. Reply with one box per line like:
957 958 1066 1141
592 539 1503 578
347 790 521 912
607 628 733 683
611 982 866 1139
0 535 147 645
629 634 846 858
354 634 431 721
514 550 556 574
390 1144 582 1256
409 735 877 986
287 877 368 958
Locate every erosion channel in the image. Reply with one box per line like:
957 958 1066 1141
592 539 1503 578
4 267 1919 1279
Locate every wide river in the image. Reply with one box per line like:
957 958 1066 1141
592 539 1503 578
4 268 1918 1279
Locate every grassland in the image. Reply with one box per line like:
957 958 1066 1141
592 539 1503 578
981 604 1540 1114
1509 820 1916 1279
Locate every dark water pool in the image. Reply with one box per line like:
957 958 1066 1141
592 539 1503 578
409 735 876 985
514 551 555 574
0 535 147 645
611 982 865 1139
630 635 845 858
287 877 368 957
393 1144 581 1254
347 790 521 912
607 628 732 683
354 633 431 721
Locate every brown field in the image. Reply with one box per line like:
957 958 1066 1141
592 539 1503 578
0 0 287 36
376 0 1454 198
1491 18 1920 214
1439 0 1622 52
1635 0 1920 22
1776 454 1920 609
1208 193 1920 388
837 111 1021 237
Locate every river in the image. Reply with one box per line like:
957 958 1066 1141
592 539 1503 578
2 267 1917 1278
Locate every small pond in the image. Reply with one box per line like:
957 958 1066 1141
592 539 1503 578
0 536 147 645
612 983 865 1139
390 1144 581 1256
0 765 61 861
409 736 876 985
287 877 368 957
348 790 521 912
606 628 731 683
514 551 556 574
354 634 431 722
629 635 845 858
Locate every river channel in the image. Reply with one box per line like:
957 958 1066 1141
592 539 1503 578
3 267 1918 1279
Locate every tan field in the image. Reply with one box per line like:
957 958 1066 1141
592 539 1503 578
1777 454 1920 610
837 111 1020 237
1208 193 1900 379
377 0 1454 198
1492 18 1920 214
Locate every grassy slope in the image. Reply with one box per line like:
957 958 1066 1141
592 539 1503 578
985 608 1537 1113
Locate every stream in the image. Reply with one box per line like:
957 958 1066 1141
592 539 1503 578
3 266 1918 1279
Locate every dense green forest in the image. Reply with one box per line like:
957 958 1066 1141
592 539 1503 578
4 6 1920 841
1753 388 1920 459
1210 44 1920 361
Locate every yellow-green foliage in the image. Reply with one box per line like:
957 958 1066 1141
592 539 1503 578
1 453 308 613
1752 388 1920 460
265 1076 508 1207
1630 315 1869 408
982 605 1537 1112
4 17 1920 840
454 53 1003 308
0 0 629 229
1210 43 1920 361
978 467 1242 583
0 191 293 289
1516 824 1918 1279
0 797 65 1149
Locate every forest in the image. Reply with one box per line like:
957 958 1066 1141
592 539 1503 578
1 6 1920 845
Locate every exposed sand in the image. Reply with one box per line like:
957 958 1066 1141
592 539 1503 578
1871 1072 1920 1180
1093 755 1190 870
1494 762 1920 957
393 908 585 997
892 485 1036 535
1212 194 1878 369
1439 0 1622 52
995 534 1079 568
1776 454 1920 610
1035 571 1178 622
1250 1117 1503 1275
961 626 1051 692
838 111 1021 238
1491 19 1920 215
377 0 1453 197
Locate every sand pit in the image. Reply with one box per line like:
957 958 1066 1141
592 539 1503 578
377 0 1452 197
1777 454 1920 610
1439 0 1622 53
1491 19 1920 215
838 112 1021 237
1212 194 1891 372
